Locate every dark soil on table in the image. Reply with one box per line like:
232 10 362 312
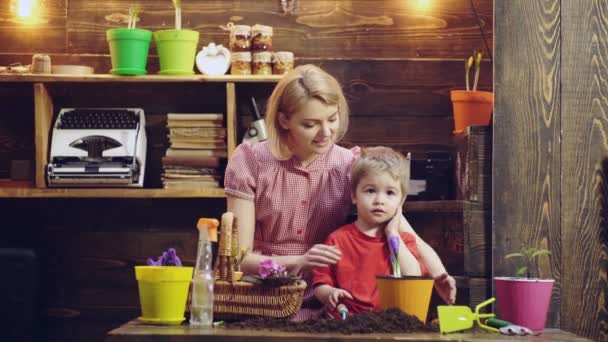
226 308 438 334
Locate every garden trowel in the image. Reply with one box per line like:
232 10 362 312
437 297 499 333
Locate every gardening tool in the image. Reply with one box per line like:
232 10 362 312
437 297 499 333
485 318 540 336
337 304 348 320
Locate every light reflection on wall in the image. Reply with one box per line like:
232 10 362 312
415 0 433 11
16 0 34 17
11 0 45 24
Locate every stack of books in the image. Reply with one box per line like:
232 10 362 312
162 113 227 190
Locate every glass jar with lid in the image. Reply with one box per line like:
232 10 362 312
272 51 294 75
251 24 273 51
231 52 252 75
229 25 251 52
252 51 272 75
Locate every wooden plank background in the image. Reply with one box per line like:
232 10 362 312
0 0 492 58
0 1 494 341
561 1 608 341
494 0 562 330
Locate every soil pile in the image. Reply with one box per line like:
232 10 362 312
226 308 438 334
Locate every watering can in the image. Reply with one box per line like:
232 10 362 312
437 297 499 333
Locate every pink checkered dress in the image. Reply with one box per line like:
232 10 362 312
224 141 359 320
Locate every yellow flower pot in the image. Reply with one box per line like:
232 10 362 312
376 275 434 323
135 266 194 325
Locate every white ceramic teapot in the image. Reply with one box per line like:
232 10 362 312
195 43 231 75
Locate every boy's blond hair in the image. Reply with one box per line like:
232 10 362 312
351 146 411 199
265 64 350 160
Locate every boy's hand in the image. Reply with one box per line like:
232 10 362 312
384 206 402 237
434 273 457 304
327 288 353 310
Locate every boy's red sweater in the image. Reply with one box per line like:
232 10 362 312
312 223 428 318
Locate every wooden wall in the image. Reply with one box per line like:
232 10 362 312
561 1 608 340
0 1 493 341
495 1 607 340
494 0 562 329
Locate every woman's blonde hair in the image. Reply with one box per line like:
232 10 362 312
265 64 349 159
351 146 411 199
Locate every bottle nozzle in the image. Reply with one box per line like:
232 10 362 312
197 218 219 242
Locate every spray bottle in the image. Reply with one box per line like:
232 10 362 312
190 218 219 326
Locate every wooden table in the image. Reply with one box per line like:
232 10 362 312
106 320 592 342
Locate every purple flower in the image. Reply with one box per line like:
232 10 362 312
258 259 287 278
388 236 401 277
147 248 182 266
388 236 400 257
163 248 182 266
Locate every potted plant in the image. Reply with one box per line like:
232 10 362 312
106 4 153 75
154 0 200 75
494 246 554 331
375 236 434 323
136 248 193 325
450 50 493 134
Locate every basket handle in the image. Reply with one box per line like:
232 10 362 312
217 212 236 281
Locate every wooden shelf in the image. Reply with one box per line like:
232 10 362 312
404 200 466 212
0 187 226 198
0 74 283 83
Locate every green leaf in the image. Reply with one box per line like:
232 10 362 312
475 50 484 66
532 249 551 258
526 247 537 256
241 275 264 285
466 56 474 70
505 252 524 259
515 266 528 277
129 4 141 23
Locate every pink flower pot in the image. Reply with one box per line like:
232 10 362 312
494 277 554 331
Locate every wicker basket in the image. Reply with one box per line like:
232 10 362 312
214 279 307 319
213 212 306 320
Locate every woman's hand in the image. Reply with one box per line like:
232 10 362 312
326 288 353 311
434 273 457 304
292 244 341 275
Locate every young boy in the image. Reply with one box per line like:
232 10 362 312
312 146 438 318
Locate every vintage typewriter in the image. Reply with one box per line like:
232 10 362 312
47 108 147 187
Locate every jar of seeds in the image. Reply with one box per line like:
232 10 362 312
272 51 294 75
252 51 272 75
231 52 252 75
229 24 251 52
251 24 273 51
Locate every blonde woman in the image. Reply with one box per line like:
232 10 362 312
224 65 455 319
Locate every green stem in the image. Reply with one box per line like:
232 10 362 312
175 7 181 30
473 66 480 91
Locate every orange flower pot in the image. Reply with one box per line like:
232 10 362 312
450 90 494 134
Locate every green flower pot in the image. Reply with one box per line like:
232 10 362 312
154 29 200 75
106 28 152 75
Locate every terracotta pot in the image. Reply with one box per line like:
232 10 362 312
450 90 494 134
